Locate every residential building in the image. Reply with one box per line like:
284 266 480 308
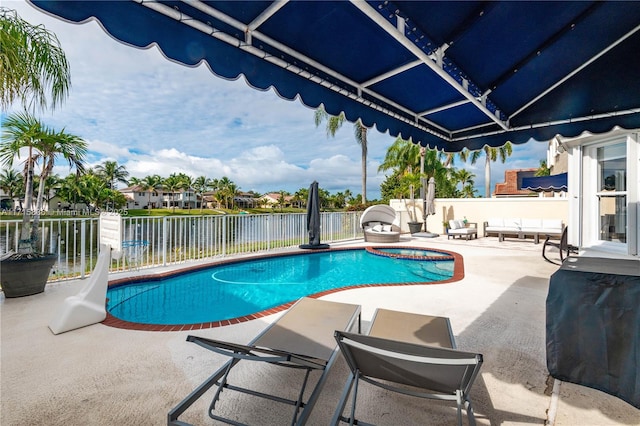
120 185 163 210
260 193 294 209
493 169 538 197
162 189 198 209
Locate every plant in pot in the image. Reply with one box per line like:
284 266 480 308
400 173 423 234
442 220 450 235
0 8 84 297
0 113 87 297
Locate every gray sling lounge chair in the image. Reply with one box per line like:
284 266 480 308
332 309 483 426
168 297 361 426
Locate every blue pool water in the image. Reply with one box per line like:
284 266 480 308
107 248 455 325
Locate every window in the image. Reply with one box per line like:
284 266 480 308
596 142 626 243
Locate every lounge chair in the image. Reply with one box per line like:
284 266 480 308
168 297 361 426
332 309 483 426
360 205 401 243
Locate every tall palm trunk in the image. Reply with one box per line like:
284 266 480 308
30 159 53 245
485 154 491 198
361 127 368 204
18 148 34 253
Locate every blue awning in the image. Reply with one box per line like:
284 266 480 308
522 173 568 192
28 1 640 152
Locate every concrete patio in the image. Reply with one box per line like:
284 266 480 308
1 235 638 425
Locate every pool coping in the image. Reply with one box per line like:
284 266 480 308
102 246 464 331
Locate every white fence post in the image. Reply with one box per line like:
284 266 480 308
80 219 86 279
162 217 168 266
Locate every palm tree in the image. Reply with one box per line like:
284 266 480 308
193 175 211 212
379 137 456 199
452 169 475 197
276 191 288 212
461 183 478 198
314 107 368 203
57 173 86 210
0 7 71 112
292 188 307 209
139 174 163 214
162 173 188 212
226 182 239 210
30 126 86 241
0 112 42 249
332 191 346 209
216 176 234 209
378 137 422 178
0 168 22 210
343 188 354 206
1 112 86 251
442 149 470 168
177 173 194 210
535 159 551 176
95 160 129 190
79 173 107 211
127 176 143 187
468 142 513 197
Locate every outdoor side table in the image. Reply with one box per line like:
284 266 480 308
546 256 640 409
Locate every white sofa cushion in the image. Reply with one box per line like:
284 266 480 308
521 219 543 231
486 218 504 227
504 218 522 230
541 219 564 233
486 218 564 236
449 228 476 235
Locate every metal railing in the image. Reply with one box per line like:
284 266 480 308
0 212 363 282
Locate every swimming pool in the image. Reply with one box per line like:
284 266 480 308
105 247 462 330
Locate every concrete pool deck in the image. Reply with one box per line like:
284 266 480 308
1 235 639 425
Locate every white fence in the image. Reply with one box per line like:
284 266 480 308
0 212 363 282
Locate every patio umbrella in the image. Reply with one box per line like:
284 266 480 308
421 177 438 238
299 181 329 250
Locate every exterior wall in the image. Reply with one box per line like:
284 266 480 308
122 190 162 209
493 168 538 197
548 137 569 174
565 130 639 257
390 197 568 235
162 191 198 208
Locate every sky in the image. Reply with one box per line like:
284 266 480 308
5 1 549 199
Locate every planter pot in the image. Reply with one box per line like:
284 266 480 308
408 222 423 234
0 254 56 298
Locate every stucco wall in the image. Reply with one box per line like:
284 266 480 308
390 197 569 235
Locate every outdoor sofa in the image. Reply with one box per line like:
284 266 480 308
446 219 478 240
484 218 565 243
